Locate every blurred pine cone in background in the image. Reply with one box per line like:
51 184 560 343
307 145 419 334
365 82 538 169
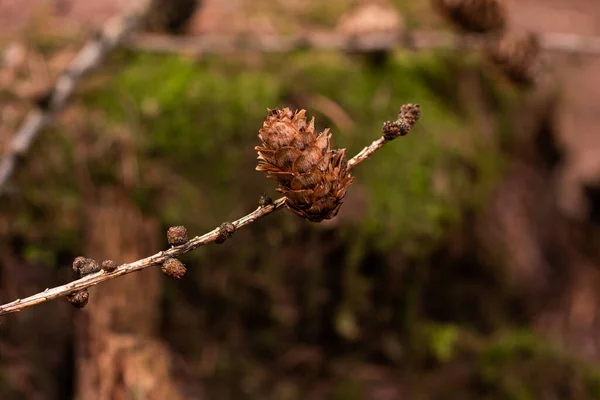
142 0 200 34
434 0 507 33
336 0 405 67
255 109 355 222
485 31 542 86
336 1 404 35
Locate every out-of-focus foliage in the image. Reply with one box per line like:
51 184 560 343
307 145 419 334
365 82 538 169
2 13 600 396
87 50 505 253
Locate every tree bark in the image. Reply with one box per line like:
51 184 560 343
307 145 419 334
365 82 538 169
74 187 183 400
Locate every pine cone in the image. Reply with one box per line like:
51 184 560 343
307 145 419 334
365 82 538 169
143 0 200 34
435 0 507 34
255 108 355 222
336 2 404 35
485 31 541 87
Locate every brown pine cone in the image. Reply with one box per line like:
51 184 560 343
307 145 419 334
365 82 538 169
434 0 507 34
336 2 404 35
143 0 200 34
485 31 541 87
255 108 355 222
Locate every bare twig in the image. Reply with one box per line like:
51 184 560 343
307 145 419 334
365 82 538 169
347 136 386 170
0 0 152 195
0 106 419 316
540 32 600 55
125 30 600 57
0 197 286 316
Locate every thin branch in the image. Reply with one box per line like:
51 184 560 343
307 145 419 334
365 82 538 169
540 32 600 55
125 30 600 57
347 136 386 170
0 197 286 316
0 0 152 195
0 106 419 317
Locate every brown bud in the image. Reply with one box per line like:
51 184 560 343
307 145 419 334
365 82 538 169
382 104 420 140
72 257 100 277
167 225 189 246
161 258 186 279
398 104 421 124
215 222 236 244
259 193 273 207
101 260 118 273
67 289 89 309
382 120 409 140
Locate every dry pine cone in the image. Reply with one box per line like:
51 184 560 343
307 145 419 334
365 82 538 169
336 2 404 35
435 0 507 33
143 0 200 34
256 108 354 222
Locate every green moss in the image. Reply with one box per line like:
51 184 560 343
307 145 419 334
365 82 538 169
403 326 600 399
475 331 600 399
90 53 279 166
423 322 461 362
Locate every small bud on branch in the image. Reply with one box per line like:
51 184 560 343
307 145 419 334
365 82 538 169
259 193 273 207
73 257 101 277
167 225 189 246
215 222 236 244
101 260 118 273
67 289 90 309
161 258 187 279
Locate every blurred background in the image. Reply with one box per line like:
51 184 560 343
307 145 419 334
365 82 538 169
1 0 600 399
